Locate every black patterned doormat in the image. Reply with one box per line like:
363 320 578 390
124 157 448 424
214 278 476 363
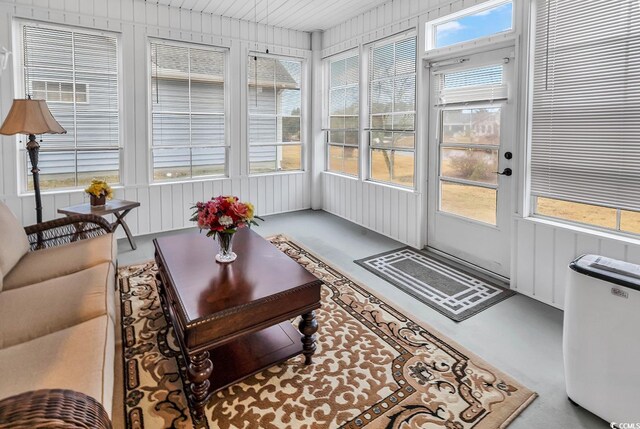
355 247 515 322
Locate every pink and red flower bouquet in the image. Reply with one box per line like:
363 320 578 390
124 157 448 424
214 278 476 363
190 195 263 238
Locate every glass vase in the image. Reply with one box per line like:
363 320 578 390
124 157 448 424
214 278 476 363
215 232 237 263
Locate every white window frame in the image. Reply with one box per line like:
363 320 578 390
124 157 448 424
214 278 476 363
425 0 515 55
13 19 123 195
148 38 230 184
324 48 359 178
247 51 306 176
364 31 418 190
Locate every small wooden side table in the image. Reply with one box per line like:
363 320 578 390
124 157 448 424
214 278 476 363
58 199 141 250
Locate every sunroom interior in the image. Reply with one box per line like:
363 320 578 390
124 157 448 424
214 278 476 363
0 0 637 428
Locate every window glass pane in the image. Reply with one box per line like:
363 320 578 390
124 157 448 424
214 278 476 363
191 115 225 146
392 151 414 187
153 147 191 181
328 145 343 173
191 81 225 113
434 2 513 48
441 148 498 185
328 145 358 177
249 145 277 174
394 75 415 111
329 131 345 145
152 113 190 146
281 144 302 171
343 147 359 176
248 116 277 143
345 131 359 146
76 111 119 148
442 108 501 145
77 150 120 186
278 89 301 116
371 149 414 187
441 182 497 225
27 151 75 191
371 149 392 183
192 147 226 177
281 117 301 142
330 116 346 129
535 197 617 229
621 211 640 235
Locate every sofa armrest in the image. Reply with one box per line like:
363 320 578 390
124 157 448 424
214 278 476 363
0 389 112 429
24 215 113 251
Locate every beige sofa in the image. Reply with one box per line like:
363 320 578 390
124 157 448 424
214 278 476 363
0 202 117 420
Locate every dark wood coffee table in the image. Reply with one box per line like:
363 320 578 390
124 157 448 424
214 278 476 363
153 228 322 420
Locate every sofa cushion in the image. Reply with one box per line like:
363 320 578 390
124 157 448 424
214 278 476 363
0 262 115 349
0 315 115 417
2 233 117 292
0 203 30 290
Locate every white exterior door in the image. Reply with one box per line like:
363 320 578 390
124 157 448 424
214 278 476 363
426 47 515 278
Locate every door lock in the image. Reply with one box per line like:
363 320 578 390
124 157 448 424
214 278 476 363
495 168 513 176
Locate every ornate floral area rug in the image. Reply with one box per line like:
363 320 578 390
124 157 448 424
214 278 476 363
118 235 536 429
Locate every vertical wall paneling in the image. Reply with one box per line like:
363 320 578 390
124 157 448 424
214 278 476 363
0 0 312 236
514 218 640 310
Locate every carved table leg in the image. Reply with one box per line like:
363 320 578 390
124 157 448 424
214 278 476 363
298 311 318 365
187 351 213 421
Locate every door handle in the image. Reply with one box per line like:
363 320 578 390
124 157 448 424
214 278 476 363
495 168 512 176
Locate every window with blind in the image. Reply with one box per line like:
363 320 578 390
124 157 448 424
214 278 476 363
530 0 640 235
327 53 359 177
20 23 120 191
248 55 303 174
151 42 227 182
368 35 417 188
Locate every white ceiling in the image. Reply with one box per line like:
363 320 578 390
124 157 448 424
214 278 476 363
150 0 391 32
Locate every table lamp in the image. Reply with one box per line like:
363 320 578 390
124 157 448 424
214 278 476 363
0 97 66 224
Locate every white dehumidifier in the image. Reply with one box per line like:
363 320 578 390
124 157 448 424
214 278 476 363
564 254 640 424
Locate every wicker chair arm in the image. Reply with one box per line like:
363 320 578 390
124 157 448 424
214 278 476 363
0 389 112 429
24 215 113 251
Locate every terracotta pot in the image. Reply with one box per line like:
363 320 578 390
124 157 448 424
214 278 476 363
90 194 107 207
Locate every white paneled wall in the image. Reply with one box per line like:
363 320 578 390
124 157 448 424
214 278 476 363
514 218 640 310
0 0 312 235
323 174 422 248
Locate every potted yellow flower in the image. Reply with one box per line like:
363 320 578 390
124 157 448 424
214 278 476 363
85 179 113 207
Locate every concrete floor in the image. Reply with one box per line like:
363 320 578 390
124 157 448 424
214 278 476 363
117 209 607 429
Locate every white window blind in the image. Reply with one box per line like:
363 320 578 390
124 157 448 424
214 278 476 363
248 55 303 174
531 0 640 212
327 53 359 176
368 35 417 188
21 24 120 191
436 64 508 105
151 42 227 182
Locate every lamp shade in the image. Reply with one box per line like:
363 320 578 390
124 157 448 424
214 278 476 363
0 99 66 136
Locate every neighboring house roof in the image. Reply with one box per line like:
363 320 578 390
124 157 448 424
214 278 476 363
152 53 298 89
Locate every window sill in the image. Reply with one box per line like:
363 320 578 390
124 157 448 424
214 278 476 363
18 184 125 198
322 171 359 181
248 170 306 178
365 179 418 194
523 215 640 248
149 176 229 187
